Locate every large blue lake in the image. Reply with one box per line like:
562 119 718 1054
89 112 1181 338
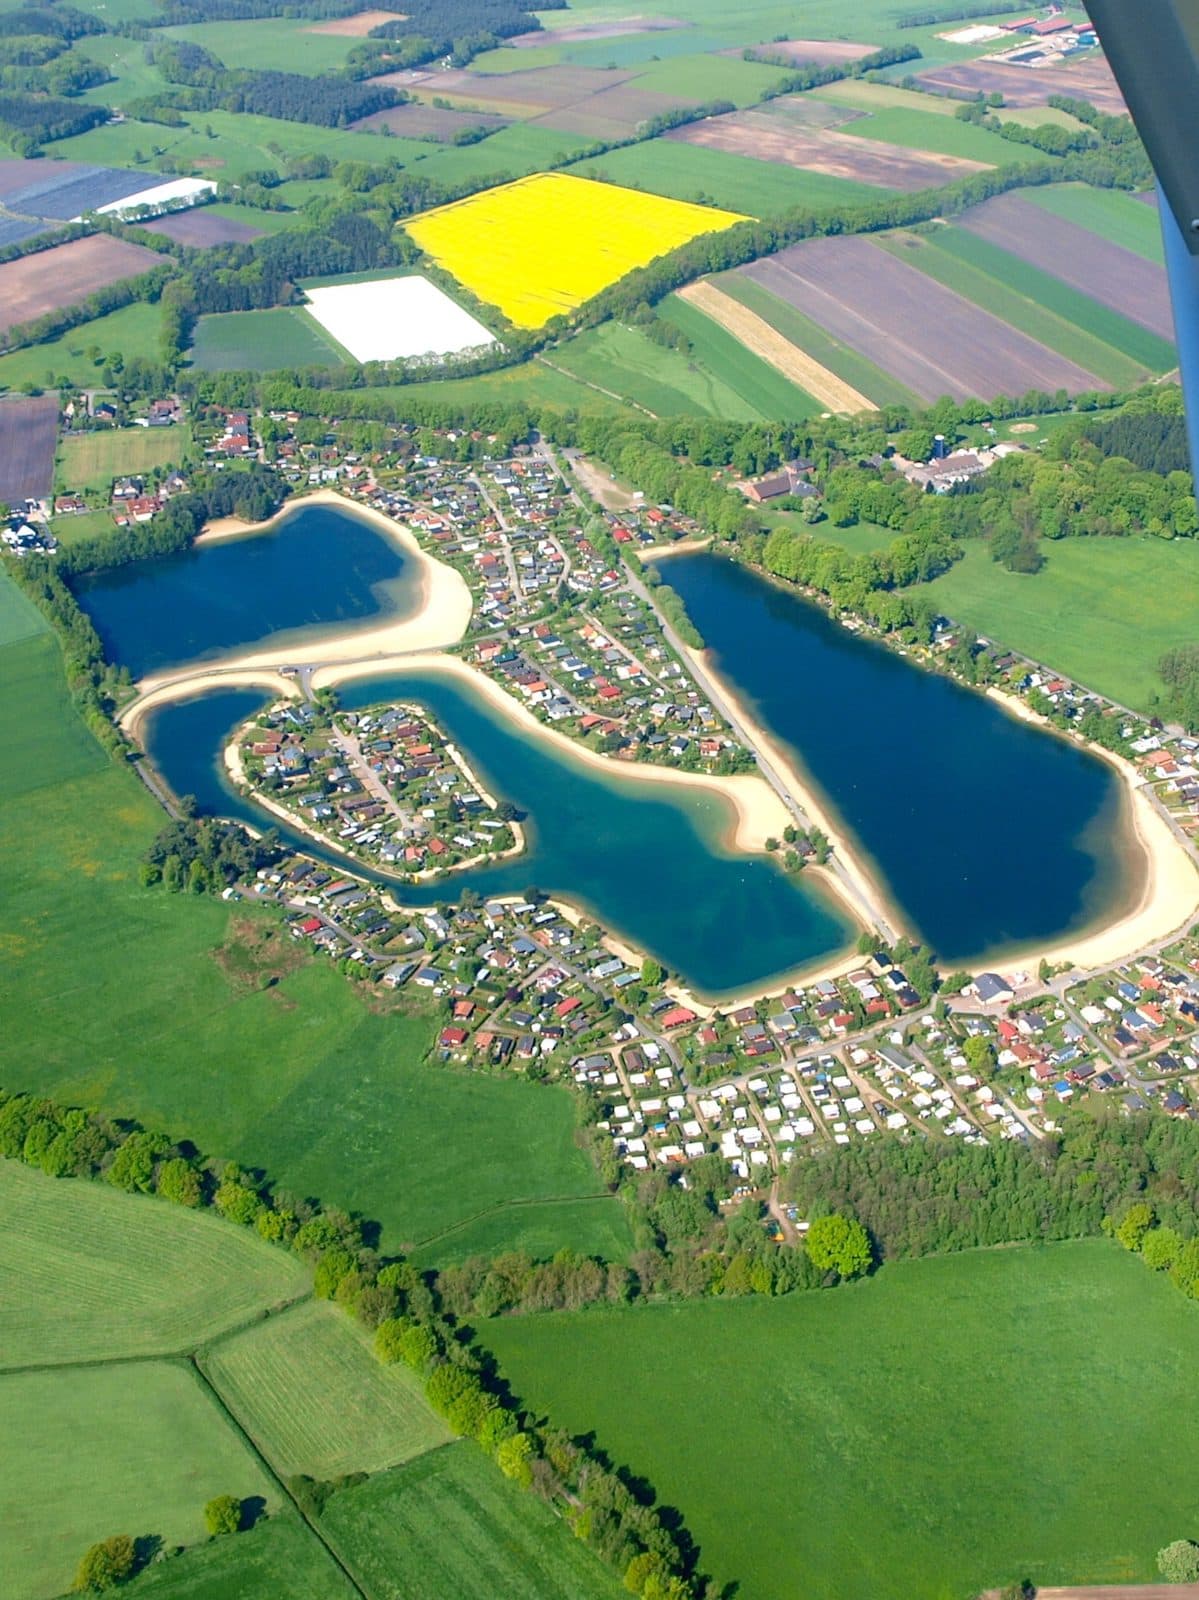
661 551 1135 962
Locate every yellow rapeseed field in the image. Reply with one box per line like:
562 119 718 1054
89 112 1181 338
404 172 749 329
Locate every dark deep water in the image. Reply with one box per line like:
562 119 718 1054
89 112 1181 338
661 552 1135 961
76 502 420 679
141 670 852 999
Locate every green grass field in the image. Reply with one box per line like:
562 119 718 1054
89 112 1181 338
485 1241 1199 1600
161 17 363 74
710 271 921 408
875 229 1168 388
203 1299 450 1479
342 359 625 414
121 1513 356 1600
0 626 107 801
4 1361 277 1600
839 104 1055 165
0 1160 310 1368
659 292 821 419
189 309 347 373
567 138 882 218
812 79 961 117
57 426 190 495
0 572 48 647
0 302 163 395
395 123 594 187
1024 181 1165 263
409 1193 633 1270
321 1441 624 1600
913 537 1199 713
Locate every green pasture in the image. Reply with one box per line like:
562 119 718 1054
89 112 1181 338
839 104 1055 165
875 229 1168 388
0 622 631 1262
711 271 921 408
813 79 960 116
122 1513 356 1600
3 1361 276 1600
75 35 169 104
161 17 364 74
409 1193 633 1269
0 302 163 395
57 426 191 495
913 536 1199 713
1024 180 1166 263
321 1442 625 1600
189 309 347 373
764 509 893 557
345 359 625 414
0 573 48 647
660 292 821 419
486 1241 1199 1600
397 123 593 186
567 137 881 217
629 50 793 106
203 1299 450 1479
553 319 801 418
0 1160 309 1368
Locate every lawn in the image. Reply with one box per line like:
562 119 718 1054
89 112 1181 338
0 301 162 394
913 537 1199 713
0 1160 310 1368
711 271 922 408
189 308 348 372
567 137 881 218
874 230 1163 389
202 1299 450 1479
485 1241 1199 1600
659 292 821 418
0 607 631 1262
121 1513 356 1600
1025 181 1165 263
2 1361 276 1600
320 1441 624 1600
553 320 799 418
57 426 191 495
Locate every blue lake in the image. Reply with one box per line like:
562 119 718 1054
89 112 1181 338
661 551 1136 962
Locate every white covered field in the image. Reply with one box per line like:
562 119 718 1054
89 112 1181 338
303 274 496 361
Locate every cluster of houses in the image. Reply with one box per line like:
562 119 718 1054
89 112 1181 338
236 699 516 877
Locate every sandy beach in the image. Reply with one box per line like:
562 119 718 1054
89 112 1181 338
984 687 1199 972
311 649 794 854
134 490 473 697
636 537 714 562
120 668 299 742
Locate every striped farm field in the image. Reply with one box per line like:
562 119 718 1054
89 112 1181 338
203 1298 451 1478
405 172 748 328
659 291 822 418
1023 181 1165 263
710 272 921 409
0 1159 310 1369
875 229 1171 388
678 279 875 414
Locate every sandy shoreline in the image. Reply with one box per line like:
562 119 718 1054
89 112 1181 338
311 649 795 855
120 668 299 742
982 687 1199 973
636 537 714 562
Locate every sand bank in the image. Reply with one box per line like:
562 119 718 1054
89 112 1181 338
984 687 1199 973
637 537 714 562
311 649 793 854
135 490 473 694
120 668 298 743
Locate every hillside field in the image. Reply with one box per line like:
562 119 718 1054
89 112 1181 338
0 581 630 1263
485 1241 1199 1600
0 1160 309 1368
320 1441 624 1600
914 538 1199 714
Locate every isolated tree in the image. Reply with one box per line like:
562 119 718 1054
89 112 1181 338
641 958 663 988
1158 1539 1199 1582
963 1035 998 1079
74 1535 136 1592
203 1495 242 1537
805 1213 872 1278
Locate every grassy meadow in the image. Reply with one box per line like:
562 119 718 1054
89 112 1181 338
120 1513 357 1600
485 1241 1199 1600
0 579 629 1263
915 537 1199 714
202 1300 450 1479
57 426 191 495
5 1361 277 1600
320 1442 625 1600
189 308 348 373
0 1161 309 1367
0 302 163 395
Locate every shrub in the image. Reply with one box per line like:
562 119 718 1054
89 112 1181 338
74 1536 135 1592
203 1494 242 1536
1158 1539 1199 1582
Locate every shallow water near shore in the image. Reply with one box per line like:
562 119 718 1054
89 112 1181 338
76 502 421 679
141 669 853 999
661 551 1138 962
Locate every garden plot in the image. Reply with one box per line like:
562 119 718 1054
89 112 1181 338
303 275 497 361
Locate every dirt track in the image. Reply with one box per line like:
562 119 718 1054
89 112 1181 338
677 280 875 413
670 113 988 190
960 192 1174 341
741 235 1106 403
